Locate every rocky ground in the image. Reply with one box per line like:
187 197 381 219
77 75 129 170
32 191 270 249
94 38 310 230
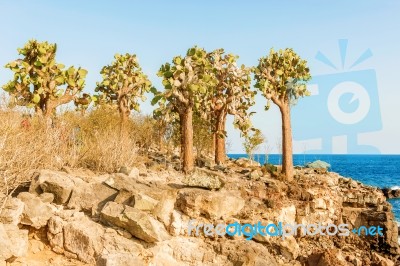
0 153 399 266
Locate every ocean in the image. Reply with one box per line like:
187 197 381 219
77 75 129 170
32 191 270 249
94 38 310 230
228 154 400 221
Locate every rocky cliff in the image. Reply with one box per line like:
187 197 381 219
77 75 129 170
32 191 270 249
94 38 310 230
0 156 398 266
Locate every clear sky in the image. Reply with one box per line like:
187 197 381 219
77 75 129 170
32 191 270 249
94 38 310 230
1 1 399 154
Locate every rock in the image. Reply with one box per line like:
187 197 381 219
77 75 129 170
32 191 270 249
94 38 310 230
114 189 135 205
0 223 28 260
250 170 260 179
39 192 54 203
133 193 159 211
119 166 140 178
276 205 296 225
29 169 75 204
169 210 183 236
313 198 327 210
277 235 299 260
152 190 176 226
177 188 245 219
196 156 215 168
382 187 400 199
97 253 147 266
17 192 54 229
213 239 278 265
67 182 118 214
47 216 65 250
0 197 24 225
114 189 161 212
98 230 149 266
61 166 96 183
63 216 105 264
101 202 171 243
104 173 140 192
371 252 394 266
150 237 210 265
182 168 225 190
307 249 347 266
305 160 331 170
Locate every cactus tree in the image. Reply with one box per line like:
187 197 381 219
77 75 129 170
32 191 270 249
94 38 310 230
95 53 152 129
152 46 217 173
2 40 87 118
253 48 311 181
208 49 255 165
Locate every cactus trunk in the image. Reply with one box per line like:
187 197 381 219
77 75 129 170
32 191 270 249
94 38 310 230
215 110 227 165
280 102 294 181
180 108 194 173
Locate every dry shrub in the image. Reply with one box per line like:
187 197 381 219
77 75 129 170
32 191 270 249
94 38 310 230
73 107 139 172
0 104 159 201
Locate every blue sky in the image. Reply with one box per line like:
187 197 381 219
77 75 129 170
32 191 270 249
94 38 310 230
1 1 399 154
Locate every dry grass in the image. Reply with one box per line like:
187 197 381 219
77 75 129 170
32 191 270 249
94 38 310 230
0 104 159 200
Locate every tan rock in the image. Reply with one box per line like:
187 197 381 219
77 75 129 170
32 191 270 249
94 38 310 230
133 192 159 211
17 192 54 229
63 217 105 264
39 192 54 203
169 210 183 236
372 252 395 266
152 190 176 226
67 182 118 213
30 169 75 204
98 230 149 266
276 205 296 225
0 223 28 260
0 197 24 225
177 188 245 219
182 168 225 190
277 235 299 260
119 166 140 179
101 202 170 243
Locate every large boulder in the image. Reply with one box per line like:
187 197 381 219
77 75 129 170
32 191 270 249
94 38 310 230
29 170 75 204
17 192 54 229
67 182 118 214
63 217 105 264
101 202 170 243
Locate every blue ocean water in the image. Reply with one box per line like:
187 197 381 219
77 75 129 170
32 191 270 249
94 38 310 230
228 154 400 221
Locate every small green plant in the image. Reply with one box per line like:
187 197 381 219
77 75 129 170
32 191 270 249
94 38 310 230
263 163 277 175
243 129 265 164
